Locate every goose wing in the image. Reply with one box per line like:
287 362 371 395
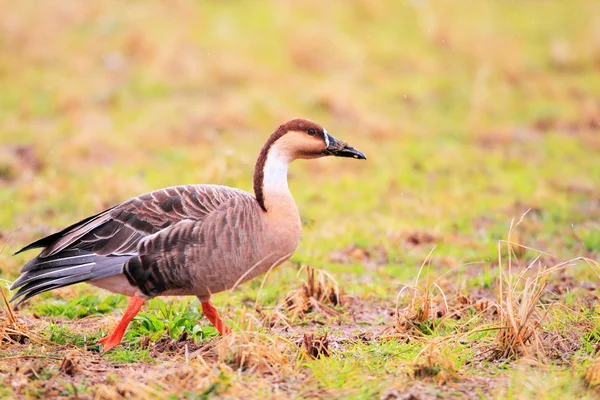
15 185 250 258
10 185 254 303
122 193 265 298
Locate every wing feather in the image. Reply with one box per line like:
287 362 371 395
123 194 264 297
16 185 252 258
11 185 255 302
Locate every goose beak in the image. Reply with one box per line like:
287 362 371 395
325 133 367 160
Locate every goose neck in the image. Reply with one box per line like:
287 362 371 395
254 146 293 212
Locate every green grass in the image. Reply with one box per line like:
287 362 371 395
46 324 103 352
1 0 600 398
36 293 125 319
105 346 155 364
124 299 219 344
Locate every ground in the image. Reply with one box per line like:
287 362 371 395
1 1 600 399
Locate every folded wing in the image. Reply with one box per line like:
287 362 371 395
10 185 252 304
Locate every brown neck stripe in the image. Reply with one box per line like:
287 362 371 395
253 118 321 212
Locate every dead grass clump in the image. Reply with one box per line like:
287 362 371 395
389 249 448 339
58 353 79 376
393 288 440 339
493 268 548 360
256 265 342 329
490 214 555 361
94 361 218 399
301 333 330 359
201 325 299 376
411 340 459 385
491 211 600 361
1 234 34 346
584 357 600 388
283 265 341 319
1 288 33 346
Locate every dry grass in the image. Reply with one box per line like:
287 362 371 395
493 212 600 362
257 265 342 328
2 218 599 398
1 309 306 399
1 236 44 349
411 339 460 385
301 333 331 359
492 214 553 360
206 329 298 375
584 357 600 388
388 247 449 340
384 211 600 380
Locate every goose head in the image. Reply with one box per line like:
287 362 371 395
254 118 366 212
266 118 367 161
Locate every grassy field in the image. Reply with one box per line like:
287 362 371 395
1 0 600 398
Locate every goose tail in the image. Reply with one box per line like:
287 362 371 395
10 249 132 305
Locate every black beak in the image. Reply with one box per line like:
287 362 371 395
324 133 367 160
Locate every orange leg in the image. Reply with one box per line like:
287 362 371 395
98 295 145 352
201 301 231 335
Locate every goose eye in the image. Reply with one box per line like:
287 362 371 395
307 128 316 136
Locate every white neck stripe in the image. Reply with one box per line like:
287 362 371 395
262 147 291 195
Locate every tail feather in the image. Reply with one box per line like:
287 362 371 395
10 250 133 305
13 206 117 256
11 263 95 289
21 249 98 272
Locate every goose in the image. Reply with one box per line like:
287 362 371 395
9 118 366 351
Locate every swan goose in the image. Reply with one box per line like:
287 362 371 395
10 118 366 351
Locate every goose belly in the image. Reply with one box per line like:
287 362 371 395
189 230 299 300
89 274 138 297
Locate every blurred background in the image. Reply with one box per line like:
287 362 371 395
1 0 599 292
